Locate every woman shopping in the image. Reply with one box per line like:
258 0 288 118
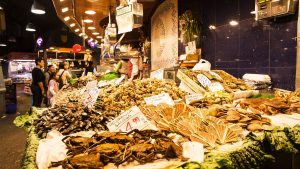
47 72 59 106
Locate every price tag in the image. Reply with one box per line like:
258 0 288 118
197 74 211 88
209 71 223 81
185 94 204 105
208 82 224 92
144 93 174 106
107 106 156 132
84 87 100 108
86 80 98 89
150 69 164 80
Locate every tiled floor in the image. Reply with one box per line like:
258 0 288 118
0 84 32 169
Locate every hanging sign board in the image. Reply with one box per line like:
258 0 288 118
116 3 143 34
107 106 156 132
144 93 174 106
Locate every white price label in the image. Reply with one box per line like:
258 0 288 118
208 82 224 92
84 87 100 108
150 69 164 80
115 75 126 85
107 106 156 132
86 80 98 89
144 93 174 106
197 74 211 88
185 94 204 104
209 71 223 81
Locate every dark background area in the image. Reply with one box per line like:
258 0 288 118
179 0 298 90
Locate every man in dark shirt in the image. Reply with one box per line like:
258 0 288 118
31 57 45 107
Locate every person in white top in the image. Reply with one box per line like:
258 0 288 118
57 62 72 88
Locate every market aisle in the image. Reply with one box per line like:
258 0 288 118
0 85 31 169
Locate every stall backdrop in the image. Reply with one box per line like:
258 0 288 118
151 0 178 70
179 0 298 90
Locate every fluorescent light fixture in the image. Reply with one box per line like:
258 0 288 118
84 35 88 39
250 11 256 14
31 0 46 14
64 16 70 21
62 7 68 13
0 43 6 47
75 28 80 32
92 32 99 35
79 33 83 36
209 25 216 30
0 6 3 10
88 26 96 30
96 36 103 39
49 47 55 50
26 23 36 32
60 0 64 2
70 23 75 27
83 19 93 23
229 20 239 26
85 10 96 15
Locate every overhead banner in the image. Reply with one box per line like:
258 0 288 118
151 0 178 70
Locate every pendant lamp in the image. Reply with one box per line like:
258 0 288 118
31 0 46 14
26 23 36 32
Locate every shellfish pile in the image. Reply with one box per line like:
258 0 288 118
33 103 108 138
50 130 183 168
181 69 252 93
207 104 272 132
140 103 243 148
94 78 186 118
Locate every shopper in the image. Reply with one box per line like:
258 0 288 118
47 71 59 106
31 57 45 107
44 65 55 106
82 61 97 77
44 65 55 87
57 62 72 89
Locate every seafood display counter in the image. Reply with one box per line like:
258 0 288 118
14 69 300 169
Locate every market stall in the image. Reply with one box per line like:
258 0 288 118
14 68 300 169
11 0 300 169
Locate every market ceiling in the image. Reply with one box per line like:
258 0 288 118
52 0 163 44
0 0 162 56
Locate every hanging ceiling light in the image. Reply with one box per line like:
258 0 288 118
229 20 239 26
31 0 46 14
88 26 96 30
0 36 6 47
26 23 36 32
83 19 93 23
85 10 96 15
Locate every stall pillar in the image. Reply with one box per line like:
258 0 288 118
295 1 300 89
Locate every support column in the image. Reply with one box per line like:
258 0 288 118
295 1 300 89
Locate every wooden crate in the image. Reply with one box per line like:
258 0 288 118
177 69 206 94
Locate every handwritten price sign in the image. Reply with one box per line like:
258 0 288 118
84 87 100 108
144 93 174 106
107 106 156 132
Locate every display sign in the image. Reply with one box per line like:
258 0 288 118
185 41 196 54
185 94 204 105
208 82 225 92
107 106 156 132
84 87 100 108
86 80 98 89
144 93 174 106
150 68 164 80
197 74 211 88
209 71 223 81
115 75 126 85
